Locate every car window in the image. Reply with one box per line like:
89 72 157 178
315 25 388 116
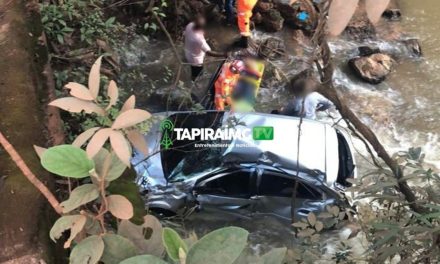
160 112 227 181
200 171 251 198
259 173 322 199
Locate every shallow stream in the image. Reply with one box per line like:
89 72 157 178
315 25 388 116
118 1 440 260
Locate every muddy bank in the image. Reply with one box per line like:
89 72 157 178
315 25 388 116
0 0 62 262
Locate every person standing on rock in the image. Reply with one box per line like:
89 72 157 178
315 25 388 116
184 15 228 80
237 0 258 47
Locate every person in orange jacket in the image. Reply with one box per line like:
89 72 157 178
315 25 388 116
214 60 244 110
237 0 258 48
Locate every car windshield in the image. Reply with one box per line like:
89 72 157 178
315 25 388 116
161 112 229 181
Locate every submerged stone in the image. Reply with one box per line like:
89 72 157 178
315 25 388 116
349 52 394 84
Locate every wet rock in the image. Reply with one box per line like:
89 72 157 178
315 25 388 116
180 0 217 23
253 1 284 32
358 46 381 57
402 39 423 57
257 37 286 59
255 0 274 13
383 9 402 21
260 9 284 32
345 19 376 41
253 12 263 24
349 53 394 84
277 0 318 33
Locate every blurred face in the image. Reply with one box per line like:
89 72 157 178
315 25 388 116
194 17 206 30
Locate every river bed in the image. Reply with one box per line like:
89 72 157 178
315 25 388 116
118 1 439 261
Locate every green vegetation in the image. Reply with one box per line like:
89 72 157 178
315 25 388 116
40 0 119 45
1 0 436 263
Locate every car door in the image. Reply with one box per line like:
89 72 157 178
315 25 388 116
254 171 336 221
193 169 257 216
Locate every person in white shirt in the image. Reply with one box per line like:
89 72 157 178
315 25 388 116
280 92 333 119
184 15 227 80
277 71 334 119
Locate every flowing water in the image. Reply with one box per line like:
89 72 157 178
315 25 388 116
118 1 440 260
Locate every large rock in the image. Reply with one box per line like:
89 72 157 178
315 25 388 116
349 50 394 84
402 38 423 57
260 9 284 32
253 1 284 32
277 0 318 33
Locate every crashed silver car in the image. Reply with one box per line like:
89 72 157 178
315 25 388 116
133 111 357 221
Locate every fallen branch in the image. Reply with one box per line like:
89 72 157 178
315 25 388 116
313 0 425 214
0 131 63 215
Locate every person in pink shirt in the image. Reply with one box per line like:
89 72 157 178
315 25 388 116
184 15 227 80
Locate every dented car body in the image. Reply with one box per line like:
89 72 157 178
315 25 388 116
133 111 356 221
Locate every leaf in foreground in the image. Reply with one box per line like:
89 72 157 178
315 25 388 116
86 128 113 158
60 184 99 213
65 82 94 101
120 95 136 113
107 194 134 220
162 227 188 262
112 109 151 129
72 127 100 148
93 148 126 181
88 56 103 99
186 226 249 264
118 216 164 256
126 130 148 157
106 80 119 110
109 130 132 167
49 215 87 247
101 234 138 264
41 145 94 178
257 247 287 264
49 97 105 116
70 235 104 264
33 145 47 159
119 255 168 264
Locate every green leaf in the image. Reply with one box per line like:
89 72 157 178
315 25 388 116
41 145 94 178
162 227 188 262
120 255 168 264
70 235 104 264
57 34 64 44
101 234 138 264
118 216 164 256
93 149 126 181
60 184 99 213
105 17 116 26
257 248 287 264
186 227 248 264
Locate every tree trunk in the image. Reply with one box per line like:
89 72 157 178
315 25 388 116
315 35 425 214
0 0 64 262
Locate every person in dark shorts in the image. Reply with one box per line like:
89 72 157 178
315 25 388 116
184 15 227 80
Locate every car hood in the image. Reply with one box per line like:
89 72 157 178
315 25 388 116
221 112 339 180
133 111 339 188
